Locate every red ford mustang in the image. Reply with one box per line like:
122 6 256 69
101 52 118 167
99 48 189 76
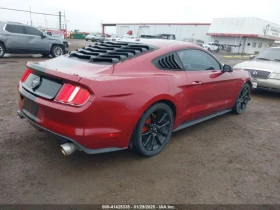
17 39 252 157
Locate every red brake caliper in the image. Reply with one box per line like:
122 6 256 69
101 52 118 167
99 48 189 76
142 117 151 133
142 114 157 133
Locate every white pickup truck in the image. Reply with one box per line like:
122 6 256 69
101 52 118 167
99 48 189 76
202 42 219 52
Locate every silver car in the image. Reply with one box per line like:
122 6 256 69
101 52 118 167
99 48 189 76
0 21 68 58
234 47 280 91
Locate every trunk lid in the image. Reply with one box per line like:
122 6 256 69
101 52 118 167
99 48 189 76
23 56 114 100
34 56 114 79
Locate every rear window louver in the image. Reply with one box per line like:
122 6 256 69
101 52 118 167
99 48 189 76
155 54 182 70
68 42 156 64
84 47 107 53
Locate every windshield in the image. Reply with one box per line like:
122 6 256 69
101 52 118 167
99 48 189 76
256 48 280 61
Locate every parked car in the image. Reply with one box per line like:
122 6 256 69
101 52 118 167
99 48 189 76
90 34 106 42
85 33 96 41
140 34 176 40
182 38 204 47
46 31 64 40
0 21 68 58
119 36 138 41
105 35 122 42
17 39 251 157
46 31 69 52
234 47 280 92
272 41 280 47
202 42 219 53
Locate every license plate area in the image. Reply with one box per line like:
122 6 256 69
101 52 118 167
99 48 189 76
23 98 39 117
22 74 62 100
252 82 258 89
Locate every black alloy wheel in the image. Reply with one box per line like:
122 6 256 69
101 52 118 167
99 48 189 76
232 83 250 114
0 43 6 58
132 103 174 157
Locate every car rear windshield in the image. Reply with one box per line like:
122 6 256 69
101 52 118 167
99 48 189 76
256 48 280 61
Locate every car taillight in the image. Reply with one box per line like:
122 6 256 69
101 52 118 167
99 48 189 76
21 69 33 82
54 84 91 106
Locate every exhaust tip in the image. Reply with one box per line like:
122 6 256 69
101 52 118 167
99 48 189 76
60 143 77 156
61 148 67 156
17 110 25 119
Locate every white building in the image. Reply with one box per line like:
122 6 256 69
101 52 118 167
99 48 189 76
207 17 280 54
102 23 211 42
102 18 280 54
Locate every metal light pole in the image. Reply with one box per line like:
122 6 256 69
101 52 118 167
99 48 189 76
29 6 32 26
59 11 61 30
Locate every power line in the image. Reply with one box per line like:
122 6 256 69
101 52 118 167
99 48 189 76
0 7 64 17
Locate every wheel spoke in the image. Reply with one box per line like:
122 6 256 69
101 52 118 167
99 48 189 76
237 101 242 110
242 89 249 98
240 101 245 110
158 130 168 137
142 131 151 136
158 113 167 124
151 114 156 123
155 135 163 146
143 134 152 148
237 99 241 106
158 121 170 129
150 135 155 151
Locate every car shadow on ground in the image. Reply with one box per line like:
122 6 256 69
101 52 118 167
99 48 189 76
252 89 280 99
50 114 231 167
2 54 51 59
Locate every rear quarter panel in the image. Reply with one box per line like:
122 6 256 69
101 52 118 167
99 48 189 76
79 48 190 128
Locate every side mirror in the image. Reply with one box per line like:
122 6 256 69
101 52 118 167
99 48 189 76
41 34 46 39
222 64 233 72
249 55 255 59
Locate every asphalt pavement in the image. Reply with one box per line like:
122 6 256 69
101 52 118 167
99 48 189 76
0 40 279 204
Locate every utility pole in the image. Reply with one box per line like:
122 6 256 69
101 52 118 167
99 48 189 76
45 15 48 28
59 11 61 30
64 10 67 31
29 6 32 26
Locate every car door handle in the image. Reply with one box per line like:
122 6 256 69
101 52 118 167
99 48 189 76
192 81 203 85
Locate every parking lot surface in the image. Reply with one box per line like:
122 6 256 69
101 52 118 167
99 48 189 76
0 40 279 204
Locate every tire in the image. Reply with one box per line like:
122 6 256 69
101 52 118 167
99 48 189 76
232 83 251 114
86 39 88 41
131 103 174 157
51 45 64 58
0 43 6 58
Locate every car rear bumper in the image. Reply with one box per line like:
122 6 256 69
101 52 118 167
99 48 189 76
17 109 126 154
252 78 280 91
18 84 139 153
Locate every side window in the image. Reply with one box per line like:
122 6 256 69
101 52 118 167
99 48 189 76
177 49 221 71
5 24 25 34
25 26 43 36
